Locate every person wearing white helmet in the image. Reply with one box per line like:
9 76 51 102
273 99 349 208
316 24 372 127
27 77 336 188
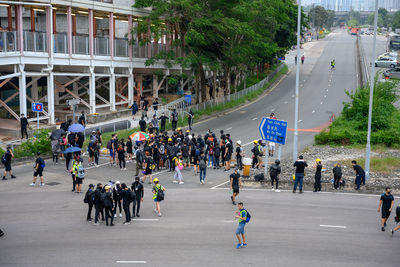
235 141 244 170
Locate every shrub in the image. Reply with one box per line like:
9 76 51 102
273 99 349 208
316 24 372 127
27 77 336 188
13 129 52 158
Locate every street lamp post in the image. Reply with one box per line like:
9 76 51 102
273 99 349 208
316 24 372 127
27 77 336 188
365 0 379 181
293 0 301 162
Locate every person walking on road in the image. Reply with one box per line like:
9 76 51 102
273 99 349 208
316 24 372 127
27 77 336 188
84 184 95 221
20 113 29 139
93 183 104 225
75 159 85 193
30 152 45 187
301 55 305 64
333 163 342 190
141 152 154 184
235 141 243 170
199 151 207 184
70 155 79 192
172 153 184 184
135 147 144 176
152 178 165 217
378 187 394 232
132 177 144 217
352 160 365 190
313 159 322 192
2 146 16 180
103 185 115 226
295 55 297 65
390 205 400 236
121 183 131 225
269 159 281 192
293 155 308 194
235 202 248 249
230 169 242 205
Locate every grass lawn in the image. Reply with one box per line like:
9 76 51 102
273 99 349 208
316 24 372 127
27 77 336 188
340 157 400 174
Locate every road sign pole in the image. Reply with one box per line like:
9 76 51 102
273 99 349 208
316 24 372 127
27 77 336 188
72 104 76 124
264 145 269 177
278 145 282 161
293 0 301 163
365 0 378 182
37 112 39 130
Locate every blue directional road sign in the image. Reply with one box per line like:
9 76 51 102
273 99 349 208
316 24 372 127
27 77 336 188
259 118 288 145
32 102 43 112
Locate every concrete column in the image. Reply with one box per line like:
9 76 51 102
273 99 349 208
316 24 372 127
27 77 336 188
18 64 27 116
89 67 96 113
109 12 114 59
47 72 55 124
67 6 72 56
72 81 78 95
110 67 116 111
128 16 132 60
89 9 94 58
128 68 134 105
17 5 23 55
153 74 158 98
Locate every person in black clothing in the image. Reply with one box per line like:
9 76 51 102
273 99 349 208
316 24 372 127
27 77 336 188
84 184 95 221
142 98 149 120
378 187 394 232
139 116 147 132
313 159 322 192
117 144 126 170
113 181 123 218
214 143 221 169
103 185 114 226
188 109 194 130
132 177 144 217
152 98 159 116
159 113 168 133
121 183 131 225
171 109 178 131
269 159 281 192
30 152 45 187
93 183 104 225
20 113 29 139
332 163 342 190
2 147 16 180
78 111 86 127
235 141 243 170
352 160 365 190
230 169 242 205
126 137 133 161
293 155 308 193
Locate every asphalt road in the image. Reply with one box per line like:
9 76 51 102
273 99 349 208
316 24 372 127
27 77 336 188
360 34 390 79
2 29 399 267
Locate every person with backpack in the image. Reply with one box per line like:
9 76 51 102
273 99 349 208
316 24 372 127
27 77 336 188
135 146 144 176
132 176 144 217
30 152 45 187
78 111 86 127
139 116 147 132
93 183 104 226
141 152 155 184
131 100 139 120
269 159 281 192
256 140 264 170
235 141 243 170
235 202 249 249
230 169 242 205
75 159 85 193
152 178 165 217
390 205 400 236
332 163 342 190
172 153 184 184
121 183 132 225
113 181 123 218
51 139 60 165
84 184 95 221
103 185 115 226
313 159 322 192
198 151 207 184
214 143 221 169
2 146 15 180
378 187 394 232
171 109 179 132
206 143 214 168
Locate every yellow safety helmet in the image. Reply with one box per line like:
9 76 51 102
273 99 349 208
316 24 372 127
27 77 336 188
153 178 159 183
316 158 321 162
177 128 181 131
105 185 111 190
253 140 258 144
168 138 173 142
186 130 190 133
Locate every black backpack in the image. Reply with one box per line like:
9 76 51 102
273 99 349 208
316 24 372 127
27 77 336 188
395 206 400 223
107 140 113 149
155 185 164 201
129 190 136 202
1 154 6 164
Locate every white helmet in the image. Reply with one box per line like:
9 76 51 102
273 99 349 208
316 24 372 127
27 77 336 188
237 140 242 145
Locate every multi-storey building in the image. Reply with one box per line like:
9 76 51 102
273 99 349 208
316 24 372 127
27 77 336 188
0 0 182 126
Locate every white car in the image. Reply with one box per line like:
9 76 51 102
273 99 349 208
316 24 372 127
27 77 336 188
374 57 398 68
378 52 398 59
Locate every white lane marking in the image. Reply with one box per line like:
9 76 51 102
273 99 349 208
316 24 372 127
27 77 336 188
242 141 254 147
117 261 147 264
320 225 347 229
211 180 230 189
226 127 232 131
224 220 236 223
86 162 111 170
320 101 323 105
284 101 288 104
271 108 275 112
252 117 258 120
326 89 329 92
335 192 381 197
324 95 327 98
312 110 316 113
132 219 159 222
328 84 331 87
298 120 302 122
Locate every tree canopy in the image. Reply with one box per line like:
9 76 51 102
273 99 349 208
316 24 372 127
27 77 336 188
132 0 303 102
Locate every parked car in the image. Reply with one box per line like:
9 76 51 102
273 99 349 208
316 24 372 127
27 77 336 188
374 57 398 68
378 52 398 59
383 67 400 79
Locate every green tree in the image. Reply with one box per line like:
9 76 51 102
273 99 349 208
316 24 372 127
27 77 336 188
367 13 384 28
391 11 400 30
378 8 388 27
308 5 328 30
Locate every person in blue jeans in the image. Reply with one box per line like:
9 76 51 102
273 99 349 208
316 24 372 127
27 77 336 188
293 155 308 194
199 152 207 184
235 202 248 249
352 160 365 190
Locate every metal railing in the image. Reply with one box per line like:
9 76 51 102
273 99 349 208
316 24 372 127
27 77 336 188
54 33 68 54
95 36 109 56
114 38 128 57
73 35 89 55
0 31 17 52
23 31 47 52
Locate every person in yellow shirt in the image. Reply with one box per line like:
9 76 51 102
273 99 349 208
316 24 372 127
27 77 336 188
152 178 165 217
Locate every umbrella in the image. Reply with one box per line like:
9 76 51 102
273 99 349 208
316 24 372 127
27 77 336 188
64 146 81 154
50 129 66 140
129 131 149 142
68 124 85 133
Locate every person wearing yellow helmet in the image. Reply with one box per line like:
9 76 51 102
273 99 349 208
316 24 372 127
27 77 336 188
314 158 322 192
103 185 114 226
152 178 165 217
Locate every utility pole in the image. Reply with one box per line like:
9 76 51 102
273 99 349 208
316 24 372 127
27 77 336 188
365 0 378 181
293 0 301 162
